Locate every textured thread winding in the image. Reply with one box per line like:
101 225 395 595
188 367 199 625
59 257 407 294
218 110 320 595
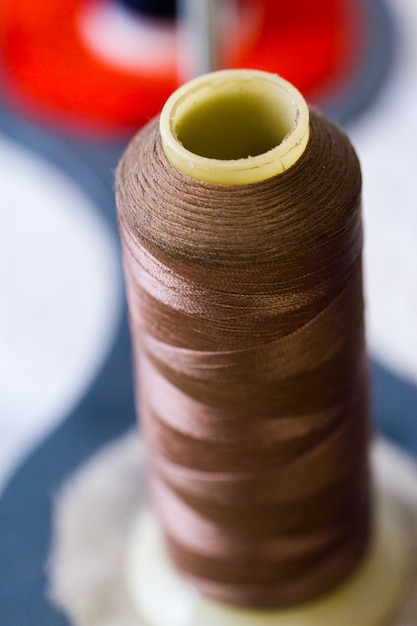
116 110 372 608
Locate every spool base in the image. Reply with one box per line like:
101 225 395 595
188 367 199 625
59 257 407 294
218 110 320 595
49 435 417 626
126 496 407 626
126 440 417 626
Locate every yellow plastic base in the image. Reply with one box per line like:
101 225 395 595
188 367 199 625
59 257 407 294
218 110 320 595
48 434 416 626
126 492 408 626
127 435 417 626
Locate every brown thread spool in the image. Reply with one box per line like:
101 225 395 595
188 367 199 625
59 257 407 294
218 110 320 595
116 69 371 610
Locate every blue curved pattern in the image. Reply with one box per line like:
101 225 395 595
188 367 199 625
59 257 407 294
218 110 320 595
0 105 136 624
0 316 135 625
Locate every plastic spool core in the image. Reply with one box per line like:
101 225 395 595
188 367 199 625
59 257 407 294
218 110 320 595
160 69 310 184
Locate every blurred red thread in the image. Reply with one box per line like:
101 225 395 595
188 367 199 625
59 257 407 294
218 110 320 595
0 0 364 135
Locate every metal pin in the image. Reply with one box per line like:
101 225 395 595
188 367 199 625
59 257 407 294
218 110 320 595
178 0 224 81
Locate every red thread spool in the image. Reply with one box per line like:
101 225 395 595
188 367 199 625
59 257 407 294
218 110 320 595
0 0 364 135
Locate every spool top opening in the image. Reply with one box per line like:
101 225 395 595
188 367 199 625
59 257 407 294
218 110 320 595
160 69 310 185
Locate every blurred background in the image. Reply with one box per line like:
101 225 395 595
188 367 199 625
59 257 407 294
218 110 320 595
0 0 416 623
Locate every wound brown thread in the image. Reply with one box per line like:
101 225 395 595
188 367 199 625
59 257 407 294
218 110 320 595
116 95 371 608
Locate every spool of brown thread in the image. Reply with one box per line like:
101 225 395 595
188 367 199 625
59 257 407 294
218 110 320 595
116 69 371 610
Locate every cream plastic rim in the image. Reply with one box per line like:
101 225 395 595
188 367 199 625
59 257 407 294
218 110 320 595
159 69 310 185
